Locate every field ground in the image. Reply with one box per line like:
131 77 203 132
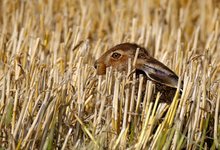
0 0 220 149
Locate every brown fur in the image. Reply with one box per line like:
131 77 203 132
94 43 181 103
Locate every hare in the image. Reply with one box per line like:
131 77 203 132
94 43 181 103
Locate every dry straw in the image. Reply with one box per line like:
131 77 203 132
0 0 219 149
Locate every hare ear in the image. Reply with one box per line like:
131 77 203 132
136 57 179 88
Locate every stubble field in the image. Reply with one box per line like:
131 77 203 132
0 0 220 149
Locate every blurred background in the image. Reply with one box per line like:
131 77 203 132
0 0 219 149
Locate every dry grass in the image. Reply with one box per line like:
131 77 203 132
0 0 220 149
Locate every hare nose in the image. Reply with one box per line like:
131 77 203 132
94 61 98 69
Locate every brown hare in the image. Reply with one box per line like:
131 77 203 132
94 43 182 103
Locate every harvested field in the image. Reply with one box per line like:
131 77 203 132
0 0 220 149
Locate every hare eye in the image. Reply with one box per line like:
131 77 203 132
138 53 146 59
111 52 121 59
